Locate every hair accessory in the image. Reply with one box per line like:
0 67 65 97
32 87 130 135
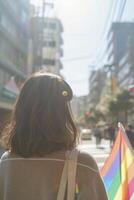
62 91 68 97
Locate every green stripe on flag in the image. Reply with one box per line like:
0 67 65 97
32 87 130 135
107 169 121 200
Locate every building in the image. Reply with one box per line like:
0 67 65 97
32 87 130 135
88 69 107 109
71 95 89 119
30 16 63 74
0 1 29 131
107 22 134 89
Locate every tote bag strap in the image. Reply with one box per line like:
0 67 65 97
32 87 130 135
57 160 68 200
57 149 79 200
67 149 79 200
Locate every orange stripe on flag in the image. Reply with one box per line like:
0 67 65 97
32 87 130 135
101 131 121 176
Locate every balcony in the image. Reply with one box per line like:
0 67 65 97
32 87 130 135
1 0 18 14
108 49 114 62
119 54 128 67
1 1 29 42
0 57 26 80
43 59 55 66
107 34 114 51
1 0 22 27
0 25 28 55
118 72 132 88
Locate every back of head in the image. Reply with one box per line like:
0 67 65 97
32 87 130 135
2 72 77 157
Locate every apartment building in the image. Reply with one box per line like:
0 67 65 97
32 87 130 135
88 69 107 109
30 16 63 74
0 0 29 130
107 22 134 88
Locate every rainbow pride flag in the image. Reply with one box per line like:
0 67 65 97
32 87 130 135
101 124 134 200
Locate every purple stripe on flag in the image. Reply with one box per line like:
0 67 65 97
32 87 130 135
103 147 120 181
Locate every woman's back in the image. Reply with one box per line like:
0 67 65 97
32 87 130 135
0 150 107 200
0 72 108 200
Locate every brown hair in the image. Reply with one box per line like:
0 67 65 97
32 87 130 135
2 72 77 157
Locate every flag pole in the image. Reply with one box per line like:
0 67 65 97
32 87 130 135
118 122 134 155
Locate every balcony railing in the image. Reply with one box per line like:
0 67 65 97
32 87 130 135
0 25 28 55
0 57 26 80
1 1 29 42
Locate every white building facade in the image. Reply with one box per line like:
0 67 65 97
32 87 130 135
42 17 63 74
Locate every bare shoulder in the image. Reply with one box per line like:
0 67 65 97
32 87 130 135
78 150 99 173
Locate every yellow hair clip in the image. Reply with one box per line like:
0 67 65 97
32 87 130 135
62 91 68 96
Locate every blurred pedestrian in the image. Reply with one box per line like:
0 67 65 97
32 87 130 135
107 124 115 148
0 72 108 200
93 126 102 148
126 125 134 148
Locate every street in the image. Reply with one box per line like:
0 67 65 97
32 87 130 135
78 137 111 169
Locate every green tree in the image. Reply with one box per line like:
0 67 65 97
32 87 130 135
108 90 134 123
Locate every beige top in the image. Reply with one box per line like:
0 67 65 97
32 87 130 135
0 150 108 200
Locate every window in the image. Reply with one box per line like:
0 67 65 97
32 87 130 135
49 41 56 47
49 23 56 30
43 40 56 47
44 22 48 28
43 59 55 65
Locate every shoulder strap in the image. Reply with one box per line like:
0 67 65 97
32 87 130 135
57 160 68 200
67 149 79 200
57 149 79 200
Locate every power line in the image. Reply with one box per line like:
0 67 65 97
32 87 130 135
96 0 127 65
62 56 92 62
95 0 119 64
117 0 127 20
63 33 90 37
61 0 128 65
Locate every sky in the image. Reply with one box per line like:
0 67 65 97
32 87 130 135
31 0 134 96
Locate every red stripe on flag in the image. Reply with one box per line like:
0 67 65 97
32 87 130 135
101 130 121 176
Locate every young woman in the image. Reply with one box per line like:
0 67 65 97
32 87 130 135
0 72 108 200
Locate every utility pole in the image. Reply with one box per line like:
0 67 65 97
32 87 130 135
41 0 54 69
41 0 45 68
104 63 118 93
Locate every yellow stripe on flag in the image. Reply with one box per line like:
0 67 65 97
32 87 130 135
114 185 122 200
121 159 126 183
125 148 134 167
121 148 134 183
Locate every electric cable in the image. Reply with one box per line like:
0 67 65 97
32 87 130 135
95 0 120 64
62 56 92 62
96 0 127 65
117 0 127 21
